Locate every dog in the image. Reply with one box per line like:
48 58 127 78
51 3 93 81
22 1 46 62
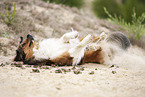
14 30 130 66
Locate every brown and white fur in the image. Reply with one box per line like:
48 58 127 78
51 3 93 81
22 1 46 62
14 30 130 66
14 31 105 66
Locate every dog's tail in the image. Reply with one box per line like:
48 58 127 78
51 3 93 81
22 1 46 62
106 32 130 50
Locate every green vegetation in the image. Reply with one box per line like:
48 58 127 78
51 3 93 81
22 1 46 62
122 0 145 22
42 0 84 9
92 0 145 23
104 7 145 40
92 0 121 18
0 2 16 26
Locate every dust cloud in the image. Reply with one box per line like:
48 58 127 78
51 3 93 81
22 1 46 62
103 42 145 72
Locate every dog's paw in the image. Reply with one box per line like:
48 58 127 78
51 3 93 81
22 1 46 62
88 44 102 51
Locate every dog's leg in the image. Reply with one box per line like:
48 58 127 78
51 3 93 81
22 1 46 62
60 30 78 43
68 34 93 66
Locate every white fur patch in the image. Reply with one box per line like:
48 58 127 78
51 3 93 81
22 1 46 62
68 34 93 66
33 31 109 66
33 31 80 60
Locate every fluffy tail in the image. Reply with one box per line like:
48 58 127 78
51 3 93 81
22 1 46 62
106 31 130 50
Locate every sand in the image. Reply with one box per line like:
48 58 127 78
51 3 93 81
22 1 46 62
0 50 145 97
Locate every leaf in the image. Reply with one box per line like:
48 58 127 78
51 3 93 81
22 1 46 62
11 2 16 19
6 5 10 16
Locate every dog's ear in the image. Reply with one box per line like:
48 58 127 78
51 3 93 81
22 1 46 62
26 34 34 47
27 34 34 40
20 36 23 44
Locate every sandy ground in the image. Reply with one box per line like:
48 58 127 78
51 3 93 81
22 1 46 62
0 0 145 97
0 54 145 97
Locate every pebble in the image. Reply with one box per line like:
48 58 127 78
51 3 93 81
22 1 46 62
109 64 115 68
73 69 82 74
11 63 23 67
112 71 117 74
89 71 95 75
33 65 39 68
79 67 85 71
31 68 40 73
55 69 62 73
0 63 5 67
61 68 71 72
15 64 23 67
25 65 32 67
21 66 26 69
40 66 50 69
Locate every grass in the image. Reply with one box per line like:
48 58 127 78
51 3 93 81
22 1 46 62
0 2 16 26
104 7 145 40
42 0 84 9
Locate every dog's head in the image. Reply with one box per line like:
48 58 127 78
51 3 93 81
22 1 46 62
14 34 35 62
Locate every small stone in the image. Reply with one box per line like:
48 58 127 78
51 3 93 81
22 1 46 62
10 63 14 65
5 62 9 65
56 87 61 90
40 66 50 69
11 62 23 67
31 68 40 73
89 71 95 75
72 66 76 70
33 65 39 68
55 69 62 73
112 71 116 74
11 65 15 67
73 69 82 74
61 68 71 72
0 63 5 67
25 65 32 67
15 63 22 67
109 64 115 68
79 67 85 71
51 64 56 67
21 66 26 69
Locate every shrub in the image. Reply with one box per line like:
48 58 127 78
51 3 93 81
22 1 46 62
0 2 16 26
104 7 145 40
92 0 145 23
42 0 84 9
92 0 121 18
122 0 145 22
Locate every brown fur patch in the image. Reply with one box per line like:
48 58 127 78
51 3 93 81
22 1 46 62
14 37 35 62
51 51 73 66
82 48 104 64
14 35 104 66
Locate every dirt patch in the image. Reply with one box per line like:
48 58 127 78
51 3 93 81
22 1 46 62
0 63 145 97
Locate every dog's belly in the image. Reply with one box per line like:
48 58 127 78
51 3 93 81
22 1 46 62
33 38 79 60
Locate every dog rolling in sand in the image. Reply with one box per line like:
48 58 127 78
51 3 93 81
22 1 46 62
14 30 130 66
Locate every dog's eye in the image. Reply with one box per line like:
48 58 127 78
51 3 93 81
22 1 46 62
22 43 25 47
